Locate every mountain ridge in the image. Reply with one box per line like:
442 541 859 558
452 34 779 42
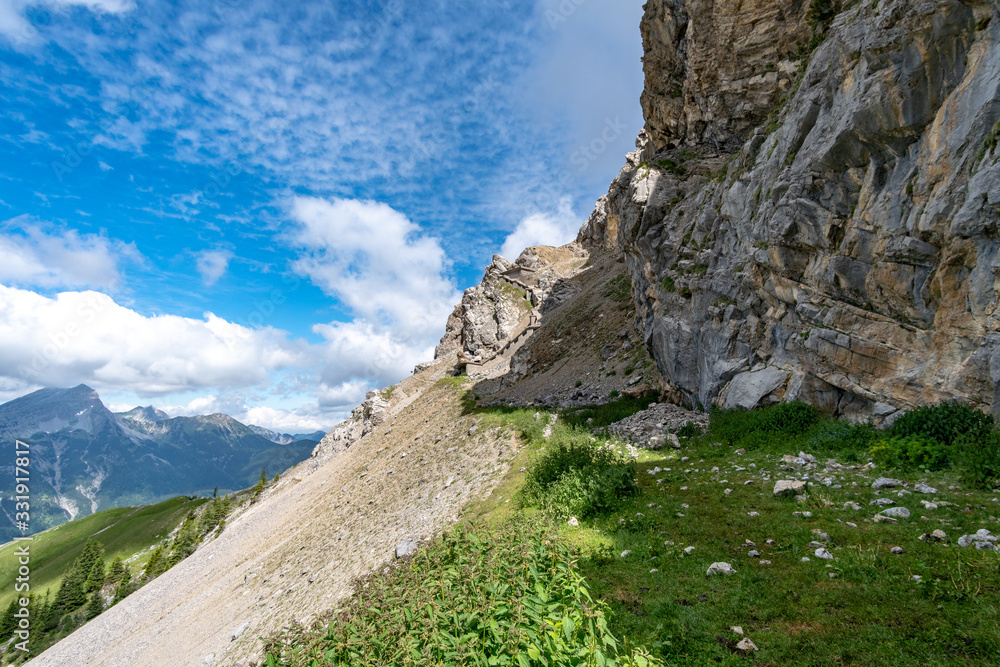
0 385 321 540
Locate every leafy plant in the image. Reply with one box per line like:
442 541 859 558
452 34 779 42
889 401 993 449
955 429 1000 490
870 435 951 472
262 520 660 666
561 393 659 429
675 422 705 439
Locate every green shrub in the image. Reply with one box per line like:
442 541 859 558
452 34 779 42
956 429 1000 490
675 422 705 439
756 401 821 434
807 0 841 31
262 520 660 667
870 435 952 472
523 443 639 519
889 401 993 449
561 393 659 429
807 420 877 461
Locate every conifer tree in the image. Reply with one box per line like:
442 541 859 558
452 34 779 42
106 556 128 585
85 555 106 594
0 599 17 641
85 591 103 620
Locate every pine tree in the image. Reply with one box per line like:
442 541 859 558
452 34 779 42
38 591 59 633
85 555 106 594
144 545 166 579
0 599 17 642
114 568 134 603
85 591 103 620
54 560 87 614
106 556 128 585
252 467 267 499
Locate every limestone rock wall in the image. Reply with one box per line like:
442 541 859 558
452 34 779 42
583 0 1000 419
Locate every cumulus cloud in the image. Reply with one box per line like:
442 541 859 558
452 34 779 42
291 197 459 336
499 198 582 260
289 197 460 388
0 285 307 396
195 249 233 286
0 220 140 290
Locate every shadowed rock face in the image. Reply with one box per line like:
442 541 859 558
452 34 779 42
640 0 813 151
583 0 1000 419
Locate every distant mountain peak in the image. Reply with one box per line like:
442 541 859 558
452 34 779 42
117 405 171 424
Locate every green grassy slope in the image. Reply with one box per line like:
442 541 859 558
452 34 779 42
0 496 207 609
261 387 1000 666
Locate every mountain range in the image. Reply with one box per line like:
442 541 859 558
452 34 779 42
0 385 326 542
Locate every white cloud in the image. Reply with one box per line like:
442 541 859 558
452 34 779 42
313 320 430 390
291 197 459 336
500 198 581 260
156 393 330 434
290 197 460 371
0 285 307 396
0 220 140 290
0 0 134 43
195 249 233 286
242 405 328 435
97 160 113 171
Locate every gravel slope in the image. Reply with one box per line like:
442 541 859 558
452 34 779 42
29 365 519 666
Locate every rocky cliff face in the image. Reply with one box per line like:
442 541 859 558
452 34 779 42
582 0 1000 420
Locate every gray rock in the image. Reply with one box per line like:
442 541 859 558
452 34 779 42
395 537 419 559
773 480 808 497
890 547 904 555
736 638 758 652
231 623 248 641
723 367 790 410
914 483 939 494
578 0 1000 428
870 498 895 507
747 550 760 558
879 507 911 519
872 478 903 490
707 562 736 576
814 548 834 560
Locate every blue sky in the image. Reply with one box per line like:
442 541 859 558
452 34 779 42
0 0 644 431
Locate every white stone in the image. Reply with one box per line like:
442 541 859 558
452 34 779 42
707 561 736 576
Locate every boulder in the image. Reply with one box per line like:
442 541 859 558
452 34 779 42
773 480 808 497
707 562 736 576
